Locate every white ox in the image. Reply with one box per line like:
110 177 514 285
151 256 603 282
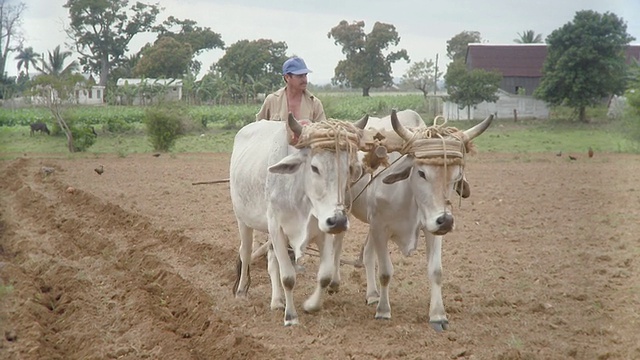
230 114 368 326
349 109 493 331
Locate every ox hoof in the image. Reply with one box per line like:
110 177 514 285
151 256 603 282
303 300 321 314
374 312 391 320
284 317 299 327
327 282 340 295
429 320 449 332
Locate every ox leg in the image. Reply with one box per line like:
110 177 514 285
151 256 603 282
426 232 448 332
267 243 285 310
233 221 252 297
328 233 343 295
363 232 380 305
270 225 298 326
303 234 337 313
371 226 393 320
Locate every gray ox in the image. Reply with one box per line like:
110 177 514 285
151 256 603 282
349 109 493 331
230 114 368 326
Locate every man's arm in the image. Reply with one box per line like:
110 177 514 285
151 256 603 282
312 99 326 122
255 96 272 121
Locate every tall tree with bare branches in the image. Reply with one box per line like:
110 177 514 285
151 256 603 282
0 0 26 78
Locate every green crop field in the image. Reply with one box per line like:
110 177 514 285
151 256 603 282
1 94 639 158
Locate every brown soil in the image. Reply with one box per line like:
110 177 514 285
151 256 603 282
1 152 639 360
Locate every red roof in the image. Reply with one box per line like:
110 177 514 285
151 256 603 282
626 45 640 63
466 44 640 77
466 44 547 77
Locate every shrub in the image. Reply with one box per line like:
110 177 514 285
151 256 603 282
144 102 187 151
623 89 640 141
70 125 98 152
104 116 133 133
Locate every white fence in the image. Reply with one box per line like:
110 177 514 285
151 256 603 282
444 90 549 120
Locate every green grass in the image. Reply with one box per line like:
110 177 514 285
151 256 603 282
0 125 237 158
470 118 640 154
1 102 639 157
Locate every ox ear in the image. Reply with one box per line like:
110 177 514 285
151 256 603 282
268 152 307 174
382 165 412 184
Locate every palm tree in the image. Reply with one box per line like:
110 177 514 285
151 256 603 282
15 47 41 77
514 30 543 44
37 45 79 76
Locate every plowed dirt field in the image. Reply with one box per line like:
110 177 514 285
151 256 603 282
1 152 639 359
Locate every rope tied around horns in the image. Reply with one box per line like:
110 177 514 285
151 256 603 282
292 119 363 210
292 119 362 158
399 115 474 165
399 115 475 207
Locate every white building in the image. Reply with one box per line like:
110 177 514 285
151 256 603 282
443 89 550 120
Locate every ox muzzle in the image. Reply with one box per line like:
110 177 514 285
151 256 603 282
325 210 349 234
433 212 454 235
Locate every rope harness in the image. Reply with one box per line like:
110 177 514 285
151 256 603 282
353 116 473 207
292 120 363 212
289 115 474 214
399 116 469 208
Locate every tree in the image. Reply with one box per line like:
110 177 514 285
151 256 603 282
32 71 86 152
401 58 436 97
446 31 482 62
0 0 25 78
328 20 409 96
36 45 78 76
534 10 635 122
444 60 501 119
214 39 288 102
64 0 161 86
110 53 140 80
32 45 83 152
152 16 224 75
514 30 543 44
134 37 192 78
15 46 40 77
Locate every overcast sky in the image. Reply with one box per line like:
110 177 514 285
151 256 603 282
16 0 640 84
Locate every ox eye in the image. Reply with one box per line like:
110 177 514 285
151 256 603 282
311 165 320 174
417 170 426 179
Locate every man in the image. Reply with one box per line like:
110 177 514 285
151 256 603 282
256 56 326 122
253 57 326 266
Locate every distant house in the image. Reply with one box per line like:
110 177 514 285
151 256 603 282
116 78 183 105
75 86 105 105
1 73 105 108
76 74 105 105
466 43 640 96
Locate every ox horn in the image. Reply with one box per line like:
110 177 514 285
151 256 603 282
287 112 303 138
390 109 415 141
353 114 369 129
462 114 494 142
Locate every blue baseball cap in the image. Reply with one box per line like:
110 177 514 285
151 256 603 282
282 57 312 75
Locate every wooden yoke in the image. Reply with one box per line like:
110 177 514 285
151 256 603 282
358 128 406 154
357 128 406 173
